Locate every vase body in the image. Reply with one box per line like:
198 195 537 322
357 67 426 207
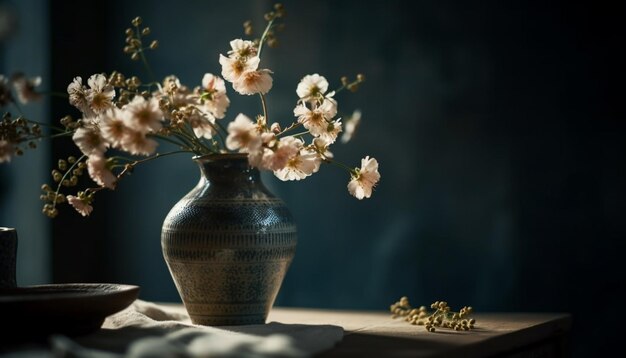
161 154 297 325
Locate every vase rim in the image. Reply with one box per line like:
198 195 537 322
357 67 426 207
0 227 16 232
193 153 249 162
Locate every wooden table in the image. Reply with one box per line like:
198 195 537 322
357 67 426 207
1 303 572 357
266 308 572 357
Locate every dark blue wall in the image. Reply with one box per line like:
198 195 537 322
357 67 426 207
4 1 625 356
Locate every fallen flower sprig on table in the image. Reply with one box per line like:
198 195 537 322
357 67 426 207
390 296 476 332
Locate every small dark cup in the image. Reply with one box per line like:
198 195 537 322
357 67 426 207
0 227 18 288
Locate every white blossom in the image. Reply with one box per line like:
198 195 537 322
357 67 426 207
296 74 329 99
123 96 163 133
86 74 115 114
72 126 107 156
189 110 217 140
160 75 194 110
87 155 117 189
228 39 258 58
67 195 93 217
67 76 92 115
121 130 158 156
274 148 321 181
233 69 273 95
318 119 342 144
347 156 380 199
246 132 276 168
219 55 260 83
226 113 260 151
201 73 230 119
260 136 301 171
293 99 337 137
100 108 130 148
313 137 334 159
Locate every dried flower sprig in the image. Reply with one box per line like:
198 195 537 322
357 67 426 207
243 3 286 52
390 296 477 332
1 3 381 218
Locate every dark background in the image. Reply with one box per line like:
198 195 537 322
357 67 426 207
1 0 625 356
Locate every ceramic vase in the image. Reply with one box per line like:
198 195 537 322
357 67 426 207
161 153 297 325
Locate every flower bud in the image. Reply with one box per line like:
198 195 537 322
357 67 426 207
132 16 142 27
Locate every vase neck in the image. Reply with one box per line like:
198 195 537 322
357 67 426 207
195 155 260 186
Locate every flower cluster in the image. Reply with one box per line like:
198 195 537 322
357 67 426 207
390 297 477 332
0 3 380 218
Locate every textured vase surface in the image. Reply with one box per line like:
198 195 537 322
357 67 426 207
161 153 297 325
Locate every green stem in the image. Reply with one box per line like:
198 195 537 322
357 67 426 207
325 157 356 175
52 154 87 209
46 131 74 139
108 158 133 165
135 25 156 83
171 124 213 155
181 123 213 154
333 85 347 95
333 79 362 95
83 150 190 198
26 119 67 133
171 131 197 152
117 150 187 176
28 132 74 140
285 130 310 138
259 93 269 123
130 150 188 165
150 133 192 151
83 150 189 196
26 130 73 142
214 119 228 138
257 18 276 59
201 114 227 147
278 122 302 136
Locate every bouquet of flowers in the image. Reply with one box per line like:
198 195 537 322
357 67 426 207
0 3 380 218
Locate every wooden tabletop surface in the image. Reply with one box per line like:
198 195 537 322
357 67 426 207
156 304 572 357
267 307 572 357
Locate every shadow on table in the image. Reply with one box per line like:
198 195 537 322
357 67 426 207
319 332 457 358
319 331 568 358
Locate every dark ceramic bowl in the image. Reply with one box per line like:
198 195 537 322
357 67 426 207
0 283 140 343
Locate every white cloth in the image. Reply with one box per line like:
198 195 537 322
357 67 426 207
4 300 343 358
